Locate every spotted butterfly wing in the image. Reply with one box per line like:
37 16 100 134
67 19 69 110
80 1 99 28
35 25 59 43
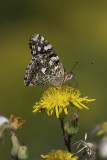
24 34 74 86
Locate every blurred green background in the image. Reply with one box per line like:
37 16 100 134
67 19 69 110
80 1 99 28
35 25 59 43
0 0 107 159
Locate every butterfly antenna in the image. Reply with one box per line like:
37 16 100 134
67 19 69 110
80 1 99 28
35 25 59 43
70 60 78 88
73 77 78 88
91 60 95 64
71 60 79 72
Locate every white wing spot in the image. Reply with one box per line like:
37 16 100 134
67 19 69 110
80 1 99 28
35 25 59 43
40 60 43 63
33 50 36 55
49 60 53 66
38 46 41 51
41 68 46 74
51 56 58 62
55 66 58 71
41 36 44 41
32 45 35 49
32 34 39 41
29 83 33 86
44 44 52 51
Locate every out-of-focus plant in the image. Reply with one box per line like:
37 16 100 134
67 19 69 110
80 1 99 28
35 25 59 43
0 115 28 160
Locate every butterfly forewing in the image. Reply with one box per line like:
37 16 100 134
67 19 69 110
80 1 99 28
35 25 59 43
29 34 54 56
24 34 65 86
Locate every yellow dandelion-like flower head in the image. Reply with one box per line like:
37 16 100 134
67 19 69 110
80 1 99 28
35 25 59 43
41 149 78 160
33 86 95 118
97 122 107 136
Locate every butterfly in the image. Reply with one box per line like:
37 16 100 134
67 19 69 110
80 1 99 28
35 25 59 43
24 34 74 86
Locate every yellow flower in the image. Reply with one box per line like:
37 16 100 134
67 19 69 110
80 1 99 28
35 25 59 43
33 86 95 118
97 122 107 136
41 149 78 160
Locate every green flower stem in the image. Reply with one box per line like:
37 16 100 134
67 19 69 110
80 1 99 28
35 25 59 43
68 135 71 152
60 119 71 152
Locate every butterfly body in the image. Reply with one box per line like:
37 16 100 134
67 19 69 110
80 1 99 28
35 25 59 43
24 34 74 86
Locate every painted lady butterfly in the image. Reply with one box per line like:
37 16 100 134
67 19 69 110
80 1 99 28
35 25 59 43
24 34 74 86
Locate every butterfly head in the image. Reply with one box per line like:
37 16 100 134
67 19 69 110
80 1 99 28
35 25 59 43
64 72 74 82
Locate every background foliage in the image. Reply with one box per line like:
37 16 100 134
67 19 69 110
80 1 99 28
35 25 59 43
0 1 107 159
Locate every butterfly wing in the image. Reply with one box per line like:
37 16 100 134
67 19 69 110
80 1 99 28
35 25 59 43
24 34 65 86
